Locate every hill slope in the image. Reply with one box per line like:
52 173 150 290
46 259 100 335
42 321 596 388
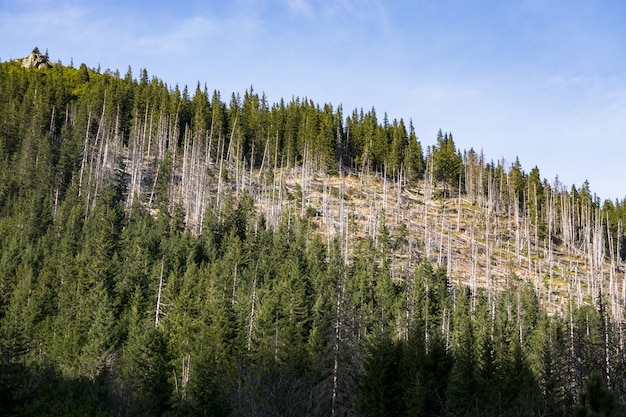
1 52 626 416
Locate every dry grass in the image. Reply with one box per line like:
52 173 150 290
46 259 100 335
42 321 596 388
172 161 622 317
305 169 616 314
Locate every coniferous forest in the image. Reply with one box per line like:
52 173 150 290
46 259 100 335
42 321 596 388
3 50 626 416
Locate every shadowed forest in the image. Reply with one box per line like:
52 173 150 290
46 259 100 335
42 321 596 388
2 51 626 416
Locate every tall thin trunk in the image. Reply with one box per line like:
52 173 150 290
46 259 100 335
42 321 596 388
247 264 258 351
78 109 92 198
331 270 344 417
155 259 165 328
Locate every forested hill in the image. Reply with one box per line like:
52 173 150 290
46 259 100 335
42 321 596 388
1 50 626 416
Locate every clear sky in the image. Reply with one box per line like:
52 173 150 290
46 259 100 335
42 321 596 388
2 0 625 201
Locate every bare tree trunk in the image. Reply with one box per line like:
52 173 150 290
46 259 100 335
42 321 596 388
331 270 345 417
485 171 492 298
438 206 444 266
78 109 92 198
181 353 190 398
470 224 477 310
457 175 462 232
155 259 165 328
167 111 180 216
247 265 258 351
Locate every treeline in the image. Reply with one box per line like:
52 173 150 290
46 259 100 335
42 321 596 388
1 55 624 254
1 53 626 415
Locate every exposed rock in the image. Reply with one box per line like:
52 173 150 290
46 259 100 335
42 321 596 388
20 48 55 69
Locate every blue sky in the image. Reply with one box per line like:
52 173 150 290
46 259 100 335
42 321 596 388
2 0 625 201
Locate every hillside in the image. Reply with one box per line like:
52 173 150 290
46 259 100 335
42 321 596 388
262 167 614 315
174 155 617 317
1 51 625 416
127 118 619 319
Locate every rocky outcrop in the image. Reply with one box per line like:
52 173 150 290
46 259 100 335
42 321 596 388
20 48 55 69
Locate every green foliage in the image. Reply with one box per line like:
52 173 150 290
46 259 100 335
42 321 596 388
446 287 477 415
431 130 463 194
576 373 616 417
357 335 405 417
2 55 626 417
118 294 171 416
404 120 425 182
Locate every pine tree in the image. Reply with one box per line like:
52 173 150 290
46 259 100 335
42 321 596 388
356 334 404 417
576 373 616 417
431 130 463 196
446 286 477 415
118 287 172 415
80 283 116 378
404 119 425 183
